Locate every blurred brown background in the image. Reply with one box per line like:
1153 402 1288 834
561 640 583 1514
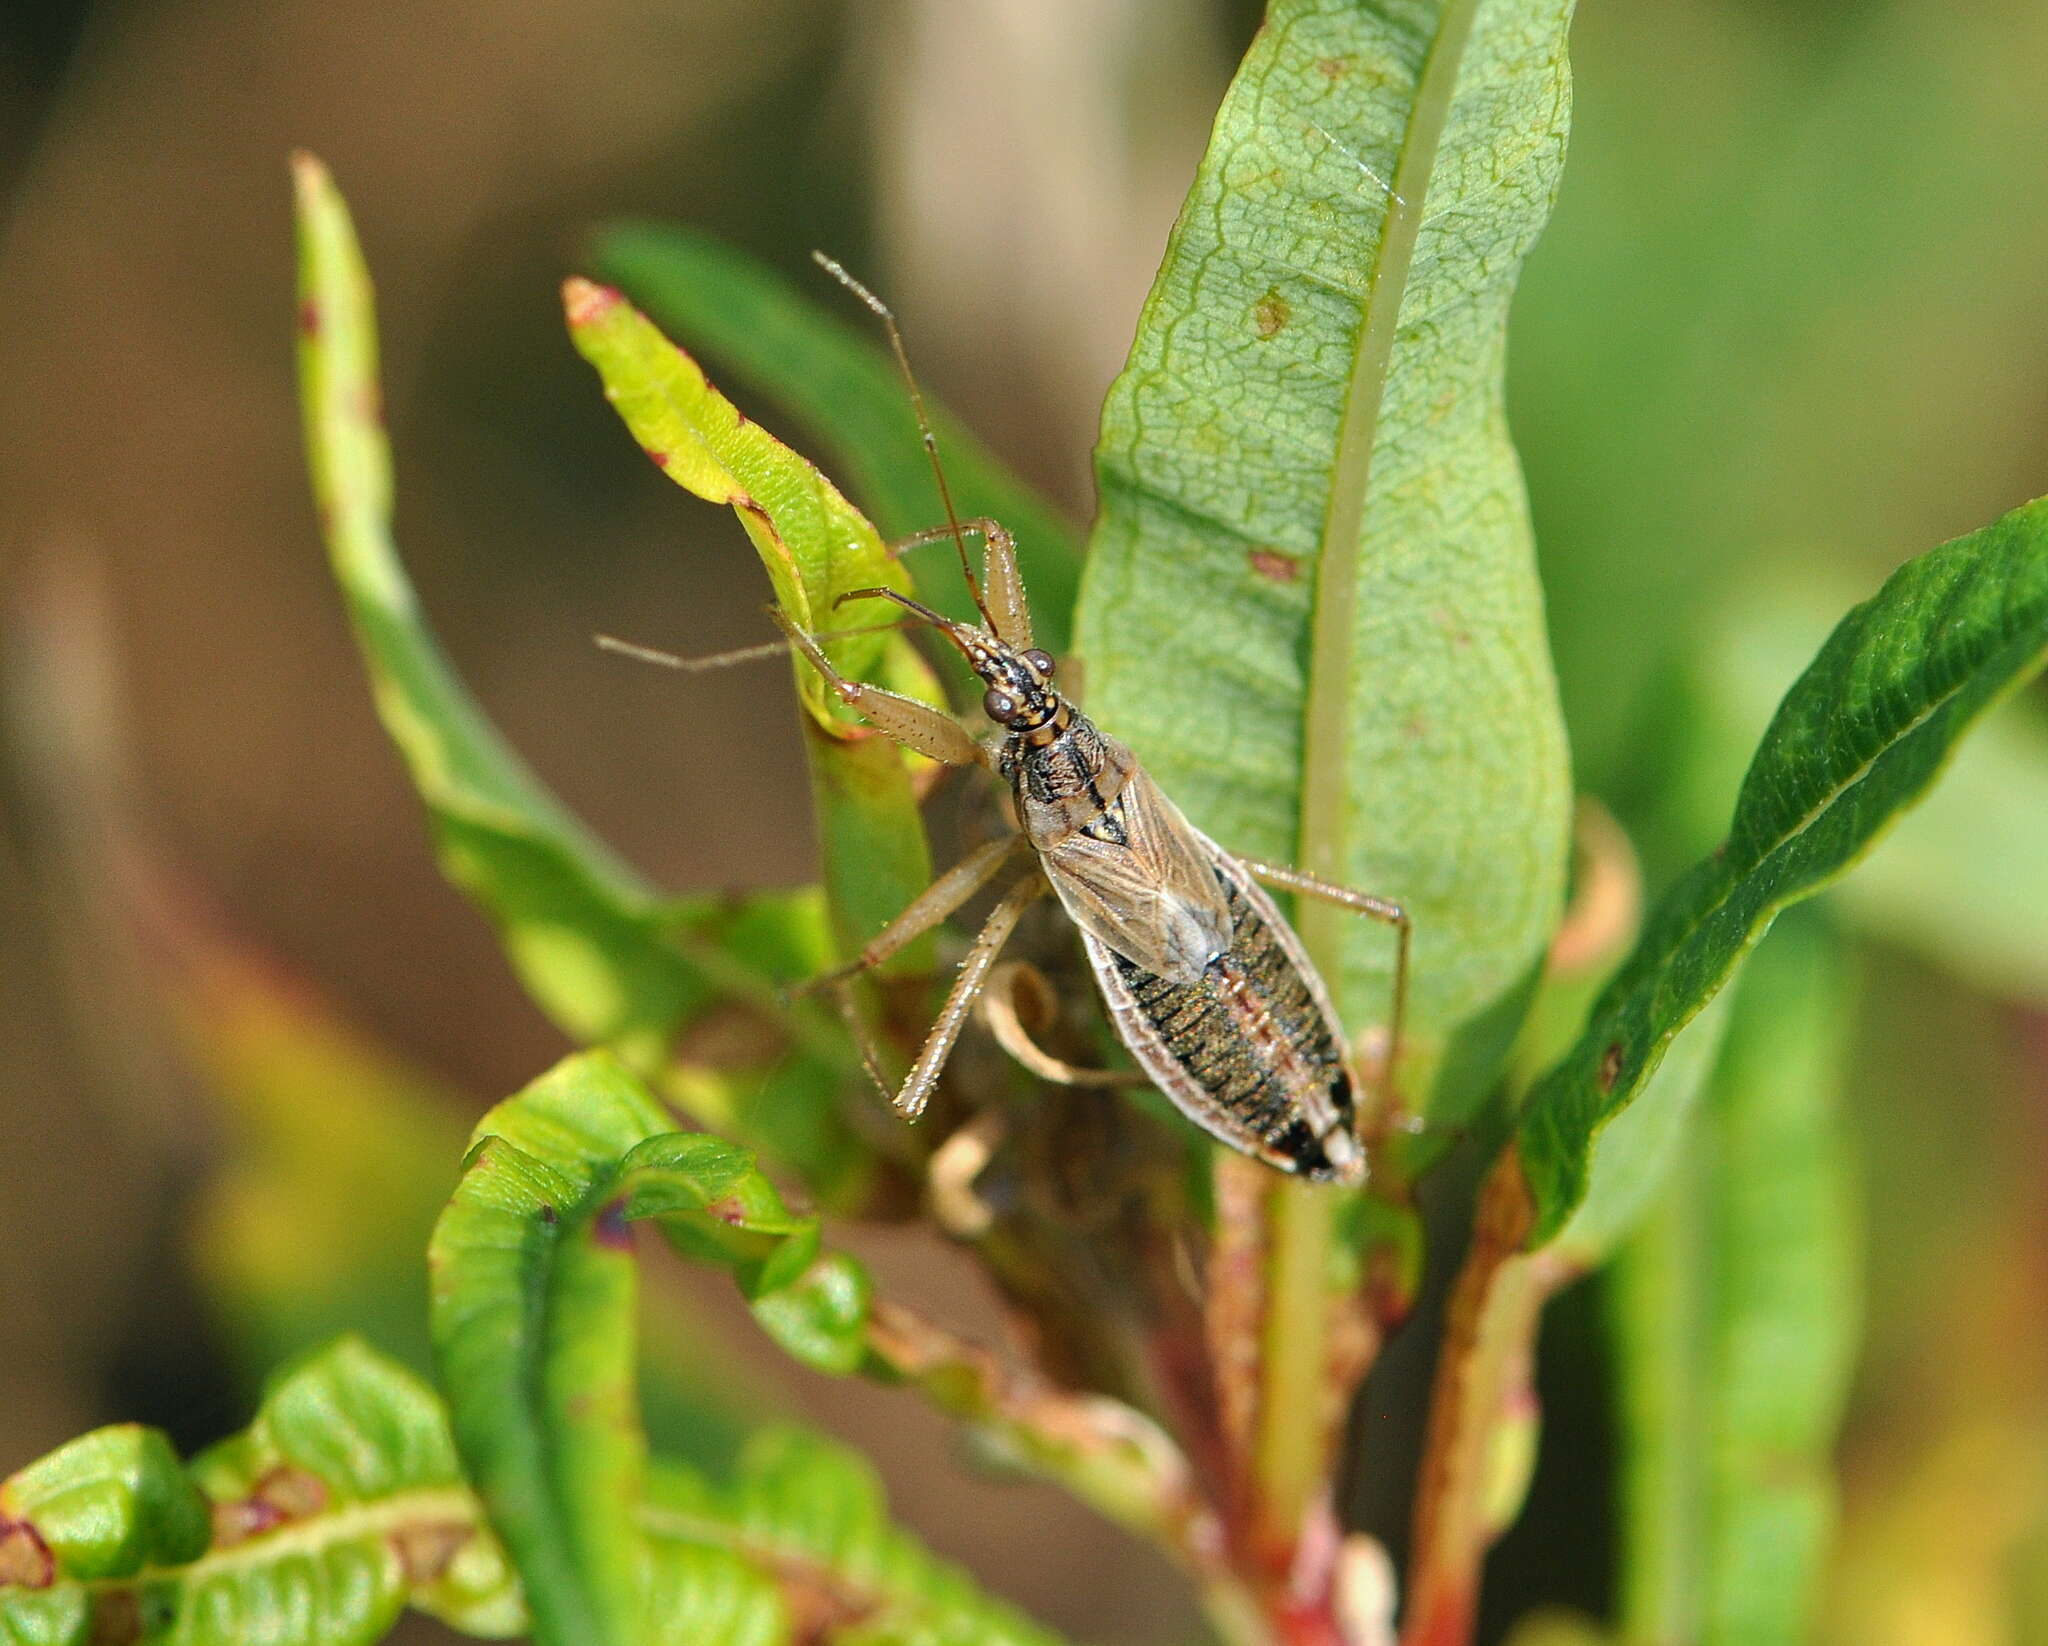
4 1 2048 1640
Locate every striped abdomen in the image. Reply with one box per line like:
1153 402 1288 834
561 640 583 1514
1083 859 1362 1184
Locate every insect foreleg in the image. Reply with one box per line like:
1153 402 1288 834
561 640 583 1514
1238 855 1412 1089
768 606 984 766
893 873 1046 1119
883 521 1030 650
791 834 1027 999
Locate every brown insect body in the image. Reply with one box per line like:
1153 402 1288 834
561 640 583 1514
995 682 1364 1182
780 254 1405 1187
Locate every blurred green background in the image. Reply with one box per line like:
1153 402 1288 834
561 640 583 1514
1 1 2044 1641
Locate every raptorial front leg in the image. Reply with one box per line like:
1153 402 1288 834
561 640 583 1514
768 606 985 767
893 874 1045 1119
1239 855 1412 1089
792 834 1027 998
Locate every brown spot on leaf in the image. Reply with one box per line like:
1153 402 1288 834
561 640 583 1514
561 277 622 327
704 1194 750 1227
781 1571 879 1643
0 1517 54 1588
88 1588 141 1646
297 299 320 338
539 1203 558 1226
594 1199 635 1251
212 1466 328 1547
257 1467 327 1521
391 1521 472 1584
1316 54 1355 80
210 1497 282 1546
1598 1043 1625 1093
1248 546 1301 583
1253 287 1291 340
643 449 669 469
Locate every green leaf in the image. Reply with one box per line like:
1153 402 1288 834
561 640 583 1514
0 1429 207 1584
1544 993 1730 1265
293 154 876 1197
429 1053 877 1646
1075 0 1576 1117
562 275 936 970
0 1338 521 1646
1520 494 2048 1244
1609 917 1859 1646
590 223 1082 650
638 1428 1069 1646
295 153 698 1065
1682 576 2048 1004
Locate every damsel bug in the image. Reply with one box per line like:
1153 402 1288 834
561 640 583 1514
773 256 1414 1186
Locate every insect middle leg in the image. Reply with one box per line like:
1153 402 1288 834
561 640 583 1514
888 873 1046 1118
1237 856 1412 1088
792 834 1027 998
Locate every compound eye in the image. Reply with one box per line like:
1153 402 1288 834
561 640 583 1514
1022 648 1056 677
983 687 1018 722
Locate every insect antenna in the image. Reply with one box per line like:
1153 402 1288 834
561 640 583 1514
810 251 994 631
595 617 912 675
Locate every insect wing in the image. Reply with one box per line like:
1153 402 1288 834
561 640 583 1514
1080 847 1364 1185
1038 767 1233 985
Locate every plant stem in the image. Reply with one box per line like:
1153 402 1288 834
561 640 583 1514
1253 1176 1341 1562
1401 1152 1570 1646
862 1300 1227 1577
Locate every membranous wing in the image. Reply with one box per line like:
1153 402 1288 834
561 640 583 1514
1037 765 1234 985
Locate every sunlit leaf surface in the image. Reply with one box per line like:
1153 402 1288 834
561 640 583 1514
1076 0 1576 1117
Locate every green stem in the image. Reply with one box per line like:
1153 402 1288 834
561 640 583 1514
1252 1177 1339 1558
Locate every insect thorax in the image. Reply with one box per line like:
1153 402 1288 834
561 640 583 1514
999 712 1138 847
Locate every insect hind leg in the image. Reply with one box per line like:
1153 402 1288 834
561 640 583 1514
1238 855 1412 1100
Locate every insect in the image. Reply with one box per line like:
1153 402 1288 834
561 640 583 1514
777 258 1414 1186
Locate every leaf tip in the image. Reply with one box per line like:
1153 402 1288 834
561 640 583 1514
562 277 623 329
287 149 333 211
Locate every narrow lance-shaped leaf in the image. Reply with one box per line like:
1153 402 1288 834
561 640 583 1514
1520 494 2048 1245
590 223 1083 650
1680 577 2048 1005
563 278 936 967
428 1053 874 1646
294 153 694 1062
0 1338 521 1646
293 154 872 1198
1076 0 1576 1117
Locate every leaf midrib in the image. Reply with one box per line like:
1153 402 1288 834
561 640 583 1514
61 1487 481 1591
1295 0 1486 955
636 1497 1025 1639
